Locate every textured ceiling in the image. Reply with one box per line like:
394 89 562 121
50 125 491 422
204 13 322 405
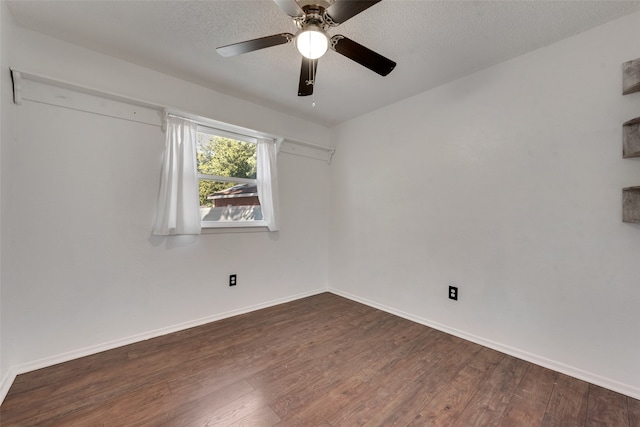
6 0 640 127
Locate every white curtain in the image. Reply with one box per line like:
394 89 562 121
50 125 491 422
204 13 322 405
152 116 201 235
256 138 280 231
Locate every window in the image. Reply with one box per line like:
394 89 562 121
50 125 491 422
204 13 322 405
196 126 266 228
153 113 279 235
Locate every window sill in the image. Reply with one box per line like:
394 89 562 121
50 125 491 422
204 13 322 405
200 220 270 234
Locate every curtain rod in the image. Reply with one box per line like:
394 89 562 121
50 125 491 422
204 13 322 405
164 109 278 143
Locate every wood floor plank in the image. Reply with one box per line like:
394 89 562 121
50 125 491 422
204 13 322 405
46 380 172 426
628 395 640 427
268 310 415 420
165 298 369 397
290 326 443 425
362 338 483 426
183 389 268 427
496 363 557 427
324 325 447 425
586 384 629 427
245 308 387 392
113 379 254 426
452 354 529 427
406 347 505 426
1 292 638 427
228 404 281 426
540 373 590 427
283 375 370 425
168 307 384 406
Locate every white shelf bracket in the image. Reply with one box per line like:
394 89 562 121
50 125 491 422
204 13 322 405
327 149 336 165
161 108 168 133
10 69 23 105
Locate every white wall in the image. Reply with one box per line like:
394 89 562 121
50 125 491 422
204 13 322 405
329 11 640 398
0 1 5 387
0 0 15 389
0 24 331 391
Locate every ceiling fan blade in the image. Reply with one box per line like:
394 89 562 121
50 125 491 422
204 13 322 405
330 35 396 76
325 0 382 25
273 0 304 17
298 57 318 96
217 33 294 57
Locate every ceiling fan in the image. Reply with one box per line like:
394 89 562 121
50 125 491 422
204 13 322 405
216 0 396 97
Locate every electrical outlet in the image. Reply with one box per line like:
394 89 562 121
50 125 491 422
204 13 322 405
449 286 458 301
229 274 237 287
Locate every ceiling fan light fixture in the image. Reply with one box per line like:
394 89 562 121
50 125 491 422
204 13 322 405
296 25 329 59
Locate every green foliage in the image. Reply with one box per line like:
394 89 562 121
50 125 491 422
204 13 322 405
197 134 257 206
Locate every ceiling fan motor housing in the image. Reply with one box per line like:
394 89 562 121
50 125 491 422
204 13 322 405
295 5 331 30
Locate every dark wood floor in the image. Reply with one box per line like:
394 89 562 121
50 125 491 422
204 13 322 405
1 293 639 426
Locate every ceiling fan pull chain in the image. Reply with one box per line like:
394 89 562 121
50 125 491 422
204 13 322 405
306 55 315 107
312 58 317 107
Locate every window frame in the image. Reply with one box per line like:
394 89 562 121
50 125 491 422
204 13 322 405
196 125 268 229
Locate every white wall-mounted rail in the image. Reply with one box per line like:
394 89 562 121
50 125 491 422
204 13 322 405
10 68 335 162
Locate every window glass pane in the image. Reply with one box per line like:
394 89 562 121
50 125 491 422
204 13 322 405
196 132 257 179
199 180 263 222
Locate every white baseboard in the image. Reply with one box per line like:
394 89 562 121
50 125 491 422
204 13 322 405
328 288 640 401
0 367 19 406
0 288 326 404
